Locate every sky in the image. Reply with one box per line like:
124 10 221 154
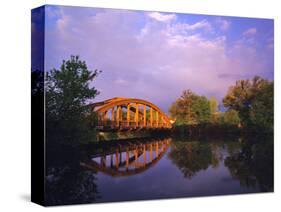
33 5 274 113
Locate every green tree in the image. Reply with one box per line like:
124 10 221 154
223 76 273 130
193 96 211 123
223 109 240 126
210 96 218 114
169 90 210 125
169 90 197 125
209 96 220 123
223 79 252 125
250 82 273 131
46 55 101 145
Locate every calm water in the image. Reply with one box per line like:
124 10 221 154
46 136 273 205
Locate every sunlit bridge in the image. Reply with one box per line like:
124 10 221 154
90 97 172 129
80 138 171 177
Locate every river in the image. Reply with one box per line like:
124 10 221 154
45 136 273 205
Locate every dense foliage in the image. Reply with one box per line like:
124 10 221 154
46 55 101 145
169 90 210 125
223 109 240 126
223 76 273 132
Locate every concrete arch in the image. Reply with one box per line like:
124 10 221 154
91 97 172 129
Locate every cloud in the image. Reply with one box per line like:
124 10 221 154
216 18 231 31
243 27 257 36
45 6 272 112
172 19 213 33
148 12 176 22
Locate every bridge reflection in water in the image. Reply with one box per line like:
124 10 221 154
81 138 171 177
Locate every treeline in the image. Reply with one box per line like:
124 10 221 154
169 76 273 135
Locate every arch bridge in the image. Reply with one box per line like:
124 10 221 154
90 97 172 129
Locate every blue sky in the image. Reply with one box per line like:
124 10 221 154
33 5 274 112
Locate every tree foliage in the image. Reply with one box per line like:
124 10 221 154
223 109 240 126
250 82 273 131
46 55 101 145
209 96 220 123
210 96 218 114
223 76 273 131
169 90 210 125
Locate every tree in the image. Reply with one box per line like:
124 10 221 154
209 96 220 123
169 90 197 125
210 96 218 114
223 79 252 125
169 89 210 125
193 96 211 123
250 82 273 131
46 55 101 145
223 76 273 130
223 109 240 126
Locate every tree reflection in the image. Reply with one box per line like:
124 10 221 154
168 140 222 178
224 136 273 192
45 146 100 205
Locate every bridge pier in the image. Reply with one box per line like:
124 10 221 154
156 111 159 127
150 107 153 127
143 105 146 127
127 104 130 127
135 103 139 127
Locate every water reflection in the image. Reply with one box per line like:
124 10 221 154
81 138 171 177
224 137 273 192
168 137 273 192
45 136 273 205
168 140 224 178
45 147 100 205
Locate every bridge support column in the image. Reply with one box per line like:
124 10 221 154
135 103 139 127
160 116 164 127
139 104 142 127
126 148 129 170
116 106 121 127
111 107 115 128
103 111 108 126
156 111 159 127
143 105 146 127
127 104 130 128
119 106 123 127
143 145 146 164
156 142 159 157
150 107 153 127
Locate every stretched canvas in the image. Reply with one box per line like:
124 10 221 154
31 5 274 206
